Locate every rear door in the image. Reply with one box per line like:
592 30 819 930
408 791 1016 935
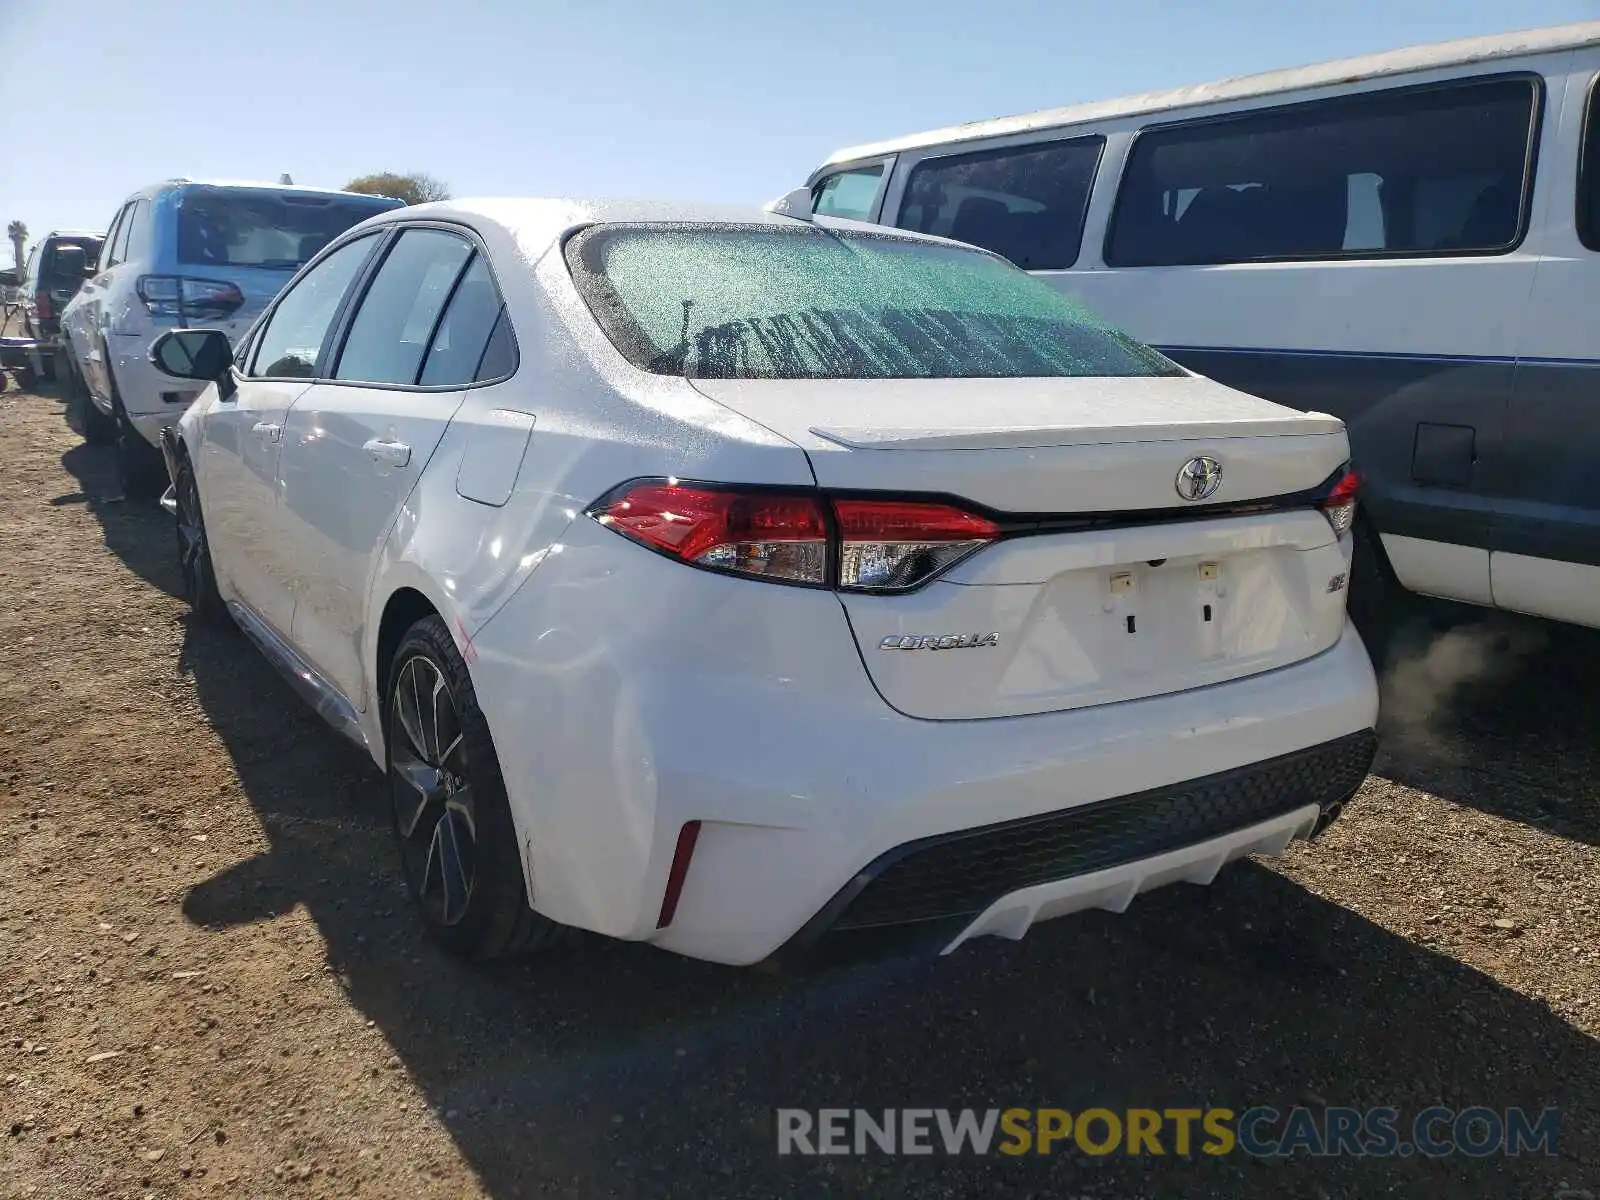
279 225 504 709
68 201 132 403
198 233 383 634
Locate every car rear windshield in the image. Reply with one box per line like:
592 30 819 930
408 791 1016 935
175 188 398 270
43 238 102 282
564 224 1183 380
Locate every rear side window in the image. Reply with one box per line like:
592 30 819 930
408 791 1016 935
1107 76 1539 266
812 166 885 221
104 204 135 267
175 188 398 270
335 229 474 385
565 223 1181 380
1579 79 1600 251
122 201 152 265
896 137 1104 269
473 311 518 381
418 254 513 385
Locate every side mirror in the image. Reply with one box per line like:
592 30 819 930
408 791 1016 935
763 186 817 221
150 328 233 384
0 269 18 288
52 245 88 280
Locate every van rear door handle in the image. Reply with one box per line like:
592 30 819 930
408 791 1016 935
363 437 411 468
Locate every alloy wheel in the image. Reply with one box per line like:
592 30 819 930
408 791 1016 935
389 655 477 927
175 469 208 599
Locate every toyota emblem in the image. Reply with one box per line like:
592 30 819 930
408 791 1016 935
1175 456 1223 502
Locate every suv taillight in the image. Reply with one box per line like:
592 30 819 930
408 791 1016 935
33 290 50 321
1317 468 1360 536
136 275 245 322
589 481 1001 592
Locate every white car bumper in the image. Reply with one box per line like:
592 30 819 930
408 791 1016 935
466 520 1379 967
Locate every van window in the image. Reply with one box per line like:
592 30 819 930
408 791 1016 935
812 167 885 221
1107 76 1538 266
1579 79 1600 252
896 137 1104 270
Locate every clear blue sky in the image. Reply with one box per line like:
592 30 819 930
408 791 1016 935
3 0 1597 241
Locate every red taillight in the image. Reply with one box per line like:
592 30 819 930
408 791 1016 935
589 482 1002 591
592 483 828 584
34 291 50 321
136 275 245 322
1318 468 1360 536
834 498 999 591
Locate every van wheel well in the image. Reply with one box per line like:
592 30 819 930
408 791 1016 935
376 588 440 700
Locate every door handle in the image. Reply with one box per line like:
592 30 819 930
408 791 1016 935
251 420 282 443
363 437 411 468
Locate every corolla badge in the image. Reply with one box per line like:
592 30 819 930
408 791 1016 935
1175 456 1224 502
880 633 1000 651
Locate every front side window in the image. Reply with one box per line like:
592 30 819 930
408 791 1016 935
897 137 1105 270
811 166 885 221
250 235 378 379
566 224 1180 380
1107 76 1539 266
334 229 474 385
1579 79 1600 252
175 187 398 271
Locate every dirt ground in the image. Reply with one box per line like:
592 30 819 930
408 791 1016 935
0 370 1596 1200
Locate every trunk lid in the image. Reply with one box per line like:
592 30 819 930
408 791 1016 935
693 374 1355 720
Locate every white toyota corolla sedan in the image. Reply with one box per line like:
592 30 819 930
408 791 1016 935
149 196 1379 967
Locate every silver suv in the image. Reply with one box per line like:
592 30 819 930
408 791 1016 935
59 179 401 496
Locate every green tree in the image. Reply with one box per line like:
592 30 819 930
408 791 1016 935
344 172 451 206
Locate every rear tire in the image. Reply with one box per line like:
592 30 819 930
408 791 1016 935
385 615 564 960
64 346 115 445
106 362 168 500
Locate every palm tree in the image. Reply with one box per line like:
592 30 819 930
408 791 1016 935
6 221 26 275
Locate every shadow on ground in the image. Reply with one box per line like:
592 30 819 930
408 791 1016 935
169 609 1599 1199
56 435 185 600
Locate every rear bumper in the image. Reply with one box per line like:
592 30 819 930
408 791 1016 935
109 335 203 444
469 518 1381 967
778 728 1374 959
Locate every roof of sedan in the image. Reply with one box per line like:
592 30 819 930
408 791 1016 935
363 196 935 256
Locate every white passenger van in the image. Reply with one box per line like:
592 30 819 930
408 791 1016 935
805 22 1600 635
